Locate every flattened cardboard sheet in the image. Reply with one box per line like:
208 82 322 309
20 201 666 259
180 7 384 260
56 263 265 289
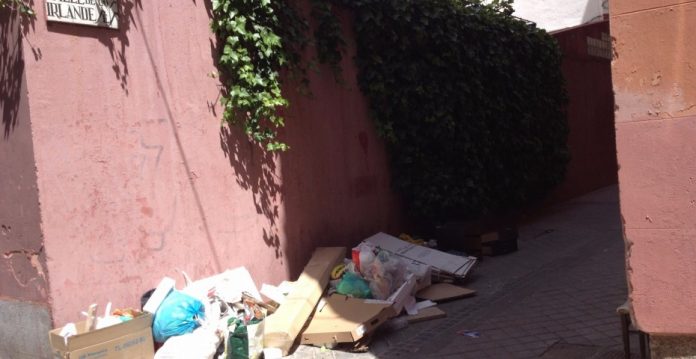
301 295 392 345
416 283 476 302
264 247 346 354
407 307 446 324
364 233 476 279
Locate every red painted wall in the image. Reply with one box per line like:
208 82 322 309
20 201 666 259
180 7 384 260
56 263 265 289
0 8 50 305
611 0 696 334
17 2 402 327
549 21 618 202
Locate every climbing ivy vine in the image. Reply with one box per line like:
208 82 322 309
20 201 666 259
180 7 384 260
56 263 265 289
0 0 34 15
310 0 345 80
322 0 568 219
211 0 309 151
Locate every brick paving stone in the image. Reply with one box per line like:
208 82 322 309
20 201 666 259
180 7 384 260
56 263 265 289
519 349 543 358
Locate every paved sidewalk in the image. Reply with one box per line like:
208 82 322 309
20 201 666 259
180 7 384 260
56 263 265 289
293 186 631 359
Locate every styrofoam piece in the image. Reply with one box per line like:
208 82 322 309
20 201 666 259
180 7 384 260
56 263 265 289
144 277 176 314
414 300 437 311
404 296 418 316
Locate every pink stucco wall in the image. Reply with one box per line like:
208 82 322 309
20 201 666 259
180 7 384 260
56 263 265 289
611 0 696 334
20 2 401 327
0 7 49 305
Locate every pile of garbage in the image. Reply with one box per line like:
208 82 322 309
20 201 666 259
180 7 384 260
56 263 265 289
48 232 478 359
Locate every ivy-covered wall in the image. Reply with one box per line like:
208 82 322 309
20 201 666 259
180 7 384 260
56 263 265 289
327 1 569 221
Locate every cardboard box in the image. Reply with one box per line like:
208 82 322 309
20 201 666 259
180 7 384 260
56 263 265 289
300 295 392 345
300 273 418 345
481 229 518 256
363 233 477 280
264 247 346 355
49 313 154 359
382 273 417 316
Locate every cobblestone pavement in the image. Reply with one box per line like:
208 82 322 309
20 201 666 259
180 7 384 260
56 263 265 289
291 186 635 359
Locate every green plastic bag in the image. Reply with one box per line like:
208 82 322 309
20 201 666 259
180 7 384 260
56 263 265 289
227 318 263 359
336 272 373 298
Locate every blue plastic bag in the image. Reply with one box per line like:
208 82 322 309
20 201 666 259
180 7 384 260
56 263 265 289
152 290 205 343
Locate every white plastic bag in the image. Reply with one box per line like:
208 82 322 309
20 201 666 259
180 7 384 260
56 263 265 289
155 297 224 359
154 327 221 359
181 267 261 304
355 243 408 299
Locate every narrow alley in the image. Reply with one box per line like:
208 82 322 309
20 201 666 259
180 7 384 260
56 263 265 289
293 186 630 358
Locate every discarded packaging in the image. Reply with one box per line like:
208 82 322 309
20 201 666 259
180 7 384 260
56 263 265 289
71 233 481 357
398 233 430 246
49 312 154 359
406 307 446 324
416 283 476 302
84 303 98 332
144 277 176 314
260 283 287 305
300 272 419 347
408 262 432 291
300 294 393 345
403 296 418 315
154 326 220 359
353 243 408 300
414 300 437 311
57 323 77 345
182 267 262 304
481 229 519 256
153 290 205 343
262 348 283 359
263 247 346 355
363 232 477 280
276 281 295 294
458 330 481 338
336 271 372 299
226 317 264 359
382 273 417 316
